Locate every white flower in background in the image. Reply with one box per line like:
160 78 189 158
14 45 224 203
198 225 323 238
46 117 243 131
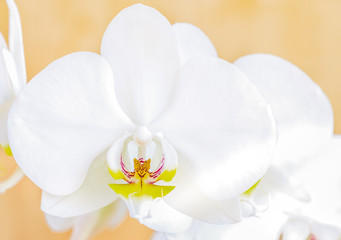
152 136 341 240
234 53 333 217
45 200 127 240
7 4 278 233
0 0 26 193
279 215 341 240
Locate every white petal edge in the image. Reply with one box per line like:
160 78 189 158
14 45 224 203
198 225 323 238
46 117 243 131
45 214 75 232
163 207 288 240
6 0 26 89
0 100 12 145
0 33 14 106
155 56 277 200
3 48 21 95
70 200 127 240
164 152 242 224
172 23 217 66
8 52 134 195
0 167 24 193
298 136 341 227
45 200 127 240
234 54 333 164
101 4 180 125
151 232 169 240
136 198 193 233
41 150 119 218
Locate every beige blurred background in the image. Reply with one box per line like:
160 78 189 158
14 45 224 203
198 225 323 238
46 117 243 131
0 0 341 239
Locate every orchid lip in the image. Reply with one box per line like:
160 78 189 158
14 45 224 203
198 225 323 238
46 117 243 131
108 132 177 199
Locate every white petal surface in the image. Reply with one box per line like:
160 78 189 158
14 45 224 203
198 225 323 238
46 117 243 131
138 199 192 233
3 48 21 95
0 167 24 193
45 200 127 240
70 200 127 240
298 136 341 227
6 0 26 88
164 152 242 224
156 57 277 200
101 4 180 125
0 100 12 145
8 52 133 195
41 150 119 217
172 23 217 66
0 33 14 106
45 214 75 232
234 54 333 164
151 232 169 240
160 207 287 240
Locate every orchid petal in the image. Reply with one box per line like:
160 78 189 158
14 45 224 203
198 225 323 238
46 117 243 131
156 56 277 200
234 54 333 164
3 48 21 95
257 165 311 203
8 52 133 195
298 136 341 227
45 200 127 240
151 232 168 240
279 215 341 240
6 0 26 88
0 167 24 193
41 150 119 217
163 207 287 240
0 100 12 145
45 214 75 232
137 198 192 233
172 23 217 66
0 33 14 107
164 152 242 224
101 4 180 125
70 200 127 240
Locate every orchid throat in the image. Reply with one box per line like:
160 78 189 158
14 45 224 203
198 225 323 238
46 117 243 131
108 130 177 199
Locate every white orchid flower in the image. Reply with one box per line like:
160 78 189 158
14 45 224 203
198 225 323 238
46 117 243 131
7 4 278 232
153 136 341 240
279 215 341 240
233 54 333 217
0 0 26 193
45 200 127 240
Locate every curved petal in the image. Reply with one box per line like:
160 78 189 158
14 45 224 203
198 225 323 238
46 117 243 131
156 56 277 200
136 198 192 233
151 232 169 240
0 100 12 145
0 33 14 106
8 52 134 195
101 4 180 125
172 23 217 66
163 152 241 224
41 150 119 217
219 209 287 240
279 215 341 240
70 200 127 240
6 0 26 88
0 167 24 193
45 200 127 240
298 136 341 227
158 207 287 240
3 48 21 95
234 54 333 164
45 214 75 232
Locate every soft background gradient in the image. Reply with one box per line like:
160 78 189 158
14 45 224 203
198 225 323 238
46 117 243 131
0 0 340 239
